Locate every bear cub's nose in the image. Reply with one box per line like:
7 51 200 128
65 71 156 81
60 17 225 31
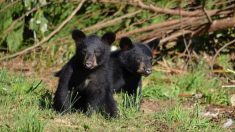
145 68 152 75
85 62 93 68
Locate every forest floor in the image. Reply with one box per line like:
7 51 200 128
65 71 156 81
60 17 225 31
0 54 235 132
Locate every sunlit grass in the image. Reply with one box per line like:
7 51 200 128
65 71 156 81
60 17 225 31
0 65 230 131
143 60 230 105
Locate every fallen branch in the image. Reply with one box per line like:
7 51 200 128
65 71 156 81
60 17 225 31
117 7 235 40
0 0 86 61
208 17 235 32
45 10 141 48
161 30 192 44
116 18 185 39
83 10 141 32
2 0 234 61
98 0 219 17
135 0 211 17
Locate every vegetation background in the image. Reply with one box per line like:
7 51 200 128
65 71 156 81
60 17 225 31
0 0 235 131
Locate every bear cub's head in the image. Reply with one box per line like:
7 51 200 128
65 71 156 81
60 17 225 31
72 30 115 69
118 37 159 76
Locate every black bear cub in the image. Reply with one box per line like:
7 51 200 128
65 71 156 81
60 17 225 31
111 37 159 96
53 29 117 117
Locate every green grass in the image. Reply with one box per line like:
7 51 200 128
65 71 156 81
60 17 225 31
143 61 230 105
0 64 231 131
154 104 223 131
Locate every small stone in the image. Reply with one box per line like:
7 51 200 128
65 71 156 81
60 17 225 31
223 119 233 128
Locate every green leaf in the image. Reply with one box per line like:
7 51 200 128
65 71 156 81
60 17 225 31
0 10 12 33
23 0 32 10
29 10 48 38
6 21 24 52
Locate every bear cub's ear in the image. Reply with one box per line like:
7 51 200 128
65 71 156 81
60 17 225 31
102 32 116 45
119 37 133 51
72 29 86 43
147 38 160 50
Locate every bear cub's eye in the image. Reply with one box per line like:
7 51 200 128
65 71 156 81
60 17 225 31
136 57 142 62
95 50 101 55
82 49 87 54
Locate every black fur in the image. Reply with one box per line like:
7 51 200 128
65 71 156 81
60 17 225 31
53 29 117 117
110 37 160 96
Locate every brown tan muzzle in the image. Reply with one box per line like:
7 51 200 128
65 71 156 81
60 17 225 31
137 61 152 76
84 54 98 69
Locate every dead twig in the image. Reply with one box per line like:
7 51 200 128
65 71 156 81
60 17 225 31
211 39 235 69
203 8 213 23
